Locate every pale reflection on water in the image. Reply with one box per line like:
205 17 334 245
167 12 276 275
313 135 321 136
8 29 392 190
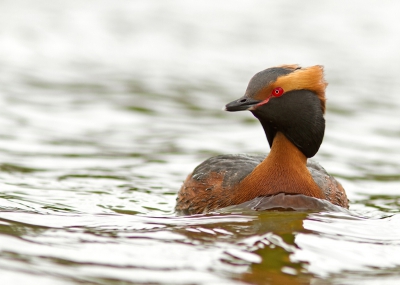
1 0 400 284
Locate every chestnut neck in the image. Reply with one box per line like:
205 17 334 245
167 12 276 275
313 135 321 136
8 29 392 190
233 132 325 203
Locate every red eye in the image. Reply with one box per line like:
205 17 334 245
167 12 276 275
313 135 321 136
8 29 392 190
272 87 284 97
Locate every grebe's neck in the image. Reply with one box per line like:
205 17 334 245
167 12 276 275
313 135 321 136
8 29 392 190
234 132 325 203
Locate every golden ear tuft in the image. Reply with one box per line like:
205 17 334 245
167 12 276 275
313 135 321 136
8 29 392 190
272 65 327 113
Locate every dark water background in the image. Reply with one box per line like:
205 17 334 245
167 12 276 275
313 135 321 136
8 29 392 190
1 1 400 284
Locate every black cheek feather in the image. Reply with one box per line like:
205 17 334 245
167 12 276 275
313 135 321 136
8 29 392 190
251 90 325 158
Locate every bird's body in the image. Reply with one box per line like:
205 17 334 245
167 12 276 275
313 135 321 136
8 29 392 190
176 65 348 215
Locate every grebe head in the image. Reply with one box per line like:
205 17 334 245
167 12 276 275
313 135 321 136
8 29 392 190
225 65 327 158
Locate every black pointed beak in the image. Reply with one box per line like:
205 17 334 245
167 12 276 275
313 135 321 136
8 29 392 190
225 97 261 112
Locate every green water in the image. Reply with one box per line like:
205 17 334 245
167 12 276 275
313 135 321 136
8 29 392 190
1 1 400 284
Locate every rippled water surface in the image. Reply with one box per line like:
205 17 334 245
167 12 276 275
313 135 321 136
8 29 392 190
1 1 400 284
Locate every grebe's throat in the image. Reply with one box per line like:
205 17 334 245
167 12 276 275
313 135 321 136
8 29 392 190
234 132 325 202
